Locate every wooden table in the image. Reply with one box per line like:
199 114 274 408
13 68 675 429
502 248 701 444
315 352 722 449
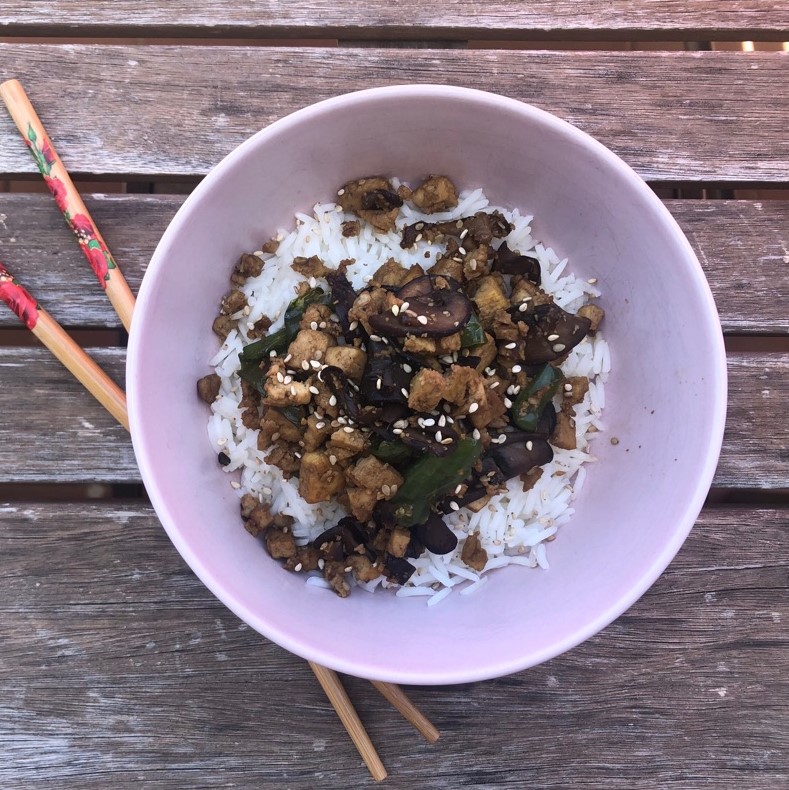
1 5 787 787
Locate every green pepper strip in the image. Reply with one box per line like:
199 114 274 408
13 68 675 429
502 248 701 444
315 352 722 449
237 287 331 391
390 438 482 528
460 312 486 348
371 439 415 466
511 364 564 431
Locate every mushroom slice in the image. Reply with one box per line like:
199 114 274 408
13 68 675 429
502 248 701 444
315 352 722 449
519 302 592 364
413 512 458 555
368 285 472 338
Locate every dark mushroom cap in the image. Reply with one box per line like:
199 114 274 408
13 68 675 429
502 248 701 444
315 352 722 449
414 512 458 555
488 435 554 478
493 241 541 284
519 302 591 364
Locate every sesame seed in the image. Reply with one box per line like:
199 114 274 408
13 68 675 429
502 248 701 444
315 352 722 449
469 260 477 270
504 397 513 408
392 428 403 435
441 437 453 445
337 416 347 425
505 342 517 349
441 355 454 364
309 277 317 288
417 315 429 325
394 419 408 429
401 301 411 312
337 188 345 196
485 367 496 376
283 354 292 363
564 383 573 392
438 415 446 427
301 360 310 370
294 563 303 572
415 233 423 242
391 304 400 316
467 402 479 414
458 246 466 255
343 426 354 434
402 363 412 373
318 559 325 570
328 395 337 406
382 484 391 496
315 420 325 429
390 484 398 494
319 321 327 329
459 228 469 239
518 303 529 312
309 386 320 395
423 418 435 427
552 343 566 353
344 566 353 573
294 452 302 459
217 437 227 446
449 501 460 511
526 441 533 450
283 375 293 385
290 385 297 396
262 486 272 496
270 350 278 358
401 387 409 398
369 334 382 342
349 320 359 331
309 321 318 331
547 333 559 341
271 432 280 441
588 277 598 284
507 385 516 395
435 430 443 442
310 360 321 369
230 481 241 489
276 371 284 383
315 349 323 360
376 378 382 390
329 455 337 465
472 429 481 440
490 381 500 388
455 220 463 229
511 365 522 373
512 385 521 394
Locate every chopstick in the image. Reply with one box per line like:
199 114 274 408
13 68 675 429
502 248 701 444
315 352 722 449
0 262 129 430
0 78 440 775
0 79 135 333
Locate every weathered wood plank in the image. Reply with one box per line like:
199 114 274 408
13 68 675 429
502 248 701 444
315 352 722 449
0 47 787 183
1 1 787 40
1 195 786 334
0 502 786 788
0 348 786 488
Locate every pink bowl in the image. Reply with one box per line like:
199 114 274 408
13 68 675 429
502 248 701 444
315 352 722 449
127 85 727 684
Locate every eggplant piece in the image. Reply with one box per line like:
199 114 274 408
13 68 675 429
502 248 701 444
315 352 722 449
493 242 541 284
455 355 481 368
368 286 472 338
361 189 403 212
460 311 486 348
405 532 425 559
396 273 461 299
414 513 458 555
384 554 416 584
399 212 512 249
320 366 364 421
520 302 592 364
399 426 451 457
488 436 553 479
311 525 346 561
325 270 357 333
360 342 413 405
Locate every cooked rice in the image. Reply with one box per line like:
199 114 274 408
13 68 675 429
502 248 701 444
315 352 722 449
206 186 610 603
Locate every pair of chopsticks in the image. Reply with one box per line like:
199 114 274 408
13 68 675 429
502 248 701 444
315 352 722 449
0 78 439 781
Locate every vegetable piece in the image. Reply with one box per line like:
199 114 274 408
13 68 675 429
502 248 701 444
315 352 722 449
384 555 416 584
398 426 452 457
390 438 482 528
520 302 591 364
460 311 486 348
511 364 564 431
278 405 306 426
238 287 331 390
368 286 472 338
492 242 541 283
361 189 403 211
371 439 414 466
488 435 553 478
414 513 458 555
360 341 413 405
325 270 356 332
396 273 461 299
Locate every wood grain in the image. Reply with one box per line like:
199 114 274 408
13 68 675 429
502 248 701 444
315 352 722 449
0 194 787 335
0 501 786 788
1 1 787 40
0 47 787 183
0 348 785 488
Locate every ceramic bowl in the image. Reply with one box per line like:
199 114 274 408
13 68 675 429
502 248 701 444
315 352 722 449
127 85 727 684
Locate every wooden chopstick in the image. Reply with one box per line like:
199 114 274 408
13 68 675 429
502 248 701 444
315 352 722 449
0 79 136 333
0 262 129 430
0 78 440 770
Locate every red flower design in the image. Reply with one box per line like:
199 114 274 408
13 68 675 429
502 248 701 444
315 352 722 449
71 213 94 237
0 271 39 329
85 245 109 288
44 176 68 213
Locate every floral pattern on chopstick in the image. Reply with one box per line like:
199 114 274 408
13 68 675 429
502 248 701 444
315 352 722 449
25 122 117 289
0 262 39 330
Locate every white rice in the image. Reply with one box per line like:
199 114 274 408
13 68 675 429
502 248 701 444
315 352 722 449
206 186 609 603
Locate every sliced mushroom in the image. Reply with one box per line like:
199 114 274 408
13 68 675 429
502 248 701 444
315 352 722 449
368 283 472 338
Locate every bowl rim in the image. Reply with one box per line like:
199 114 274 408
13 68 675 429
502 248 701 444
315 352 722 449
127 84 728 684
